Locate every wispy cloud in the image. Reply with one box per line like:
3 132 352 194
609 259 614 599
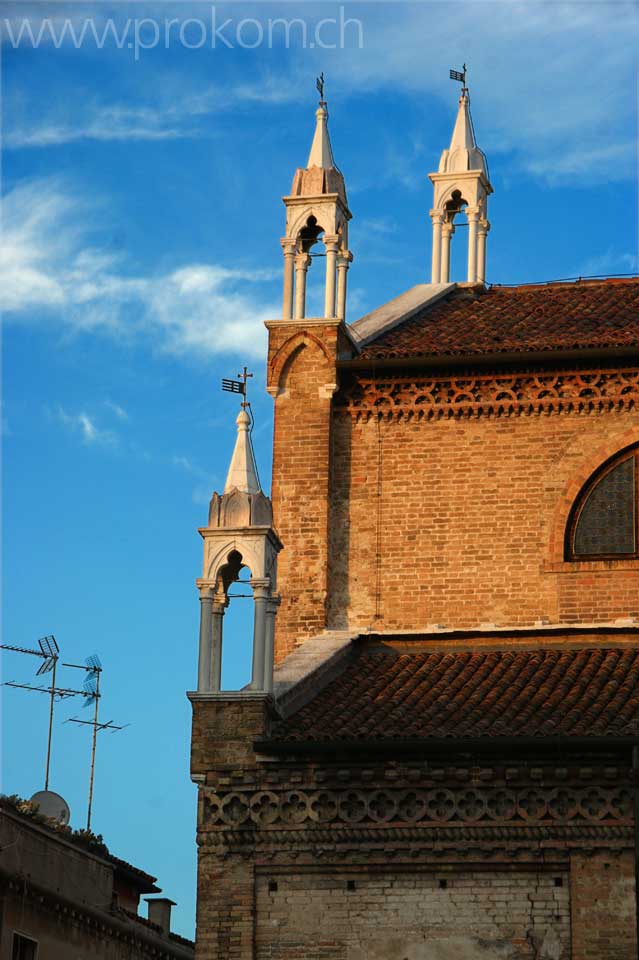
172 454 197 474
1 178 277 359
359 217 398 237
5 105 196 149
104 401 129 421
54 406 116 446
575 249 639 278
4 78 297 149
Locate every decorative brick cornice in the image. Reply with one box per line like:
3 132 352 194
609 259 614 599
334 367 639 421
199 784 633 832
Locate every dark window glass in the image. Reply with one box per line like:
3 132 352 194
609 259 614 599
571 453 637 558
12 934 37 960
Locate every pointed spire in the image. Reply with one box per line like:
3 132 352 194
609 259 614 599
224 409 260 495
438 90 488 176
289 80 347 203
307 104 335 169
449 91 476 153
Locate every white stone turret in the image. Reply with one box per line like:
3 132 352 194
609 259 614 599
194 404 282 696
279 94 353 322
429 87 493 284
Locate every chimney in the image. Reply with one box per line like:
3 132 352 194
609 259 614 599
145 897 176 936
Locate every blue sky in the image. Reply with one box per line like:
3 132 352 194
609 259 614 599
1 0 638 939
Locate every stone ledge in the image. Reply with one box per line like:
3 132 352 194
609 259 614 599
187 691 274 703
349 283 455 346
274 631 357 718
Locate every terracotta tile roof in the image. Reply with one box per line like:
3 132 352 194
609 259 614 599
110 853 158 890
357 278 639 360
274 642 639 742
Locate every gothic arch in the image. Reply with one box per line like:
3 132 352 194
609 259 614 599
269 331 332 394
206 540 259 587
287 205 344 243
546 427 639 564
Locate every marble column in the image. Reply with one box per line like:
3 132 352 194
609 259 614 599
197 588 213 692
323 235 339 318
250 580 270 690
263 594 281 694
477 219 490 284
281 239 296 320
210 601 225 692
336 252 351 321
294 253 311 320
440 222 454 283
467 208 479 283
430 211 443 284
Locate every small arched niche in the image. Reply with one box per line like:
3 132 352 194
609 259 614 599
566 445 639 559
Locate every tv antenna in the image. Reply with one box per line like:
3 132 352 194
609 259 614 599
2 635 64 789
65 655 127 831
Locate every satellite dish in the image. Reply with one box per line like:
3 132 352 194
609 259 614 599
30 790 71 826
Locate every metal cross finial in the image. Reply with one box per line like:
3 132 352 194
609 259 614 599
238 366 253 408
221 366 253 407
316 72 325 102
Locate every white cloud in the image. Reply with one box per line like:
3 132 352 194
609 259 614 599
0 178 277 359
54 406 116 446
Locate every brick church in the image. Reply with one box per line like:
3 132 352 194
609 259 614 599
188 79 639 959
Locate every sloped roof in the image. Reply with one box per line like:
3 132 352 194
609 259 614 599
273 638 639 742
356 278 639 361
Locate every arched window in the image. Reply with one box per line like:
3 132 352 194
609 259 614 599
567 446 638 560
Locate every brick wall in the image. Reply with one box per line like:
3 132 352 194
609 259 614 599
570 851 636 960
195 854 255 960
267 323 345 659
255 869 571 960
327 406 639 637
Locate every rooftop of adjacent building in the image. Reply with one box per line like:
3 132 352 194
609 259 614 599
349 276 639 360
0 794 194 953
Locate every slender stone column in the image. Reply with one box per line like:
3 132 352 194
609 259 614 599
263 595 281 694
281 239 296 319
323 235 339 318
430 211 443 283
210 601 225 692
467 207 479 283
250 580 270 690
477 219 490 284
440 222 454 283
336 252 351 320
197 588 213 692
294 253 311 320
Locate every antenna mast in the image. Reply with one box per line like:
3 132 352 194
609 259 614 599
2 635 62 789
65 655 126 831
